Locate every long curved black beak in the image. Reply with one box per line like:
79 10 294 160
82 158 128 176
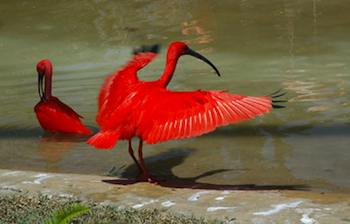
185 48 221 77
37 71 45 100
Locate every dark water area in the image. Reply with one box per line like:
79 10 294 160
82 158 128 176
0 0 349 193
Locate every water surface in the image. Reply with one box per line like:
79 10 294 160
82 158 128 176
0 0 349 192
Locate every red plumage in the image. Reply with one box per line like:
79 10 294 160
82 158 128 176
34 96 92 135
87 42 284 182
136 90 272 144
34 59 92 135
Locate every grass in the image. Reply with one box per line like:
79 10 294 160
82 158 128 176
44 204 90 224
0 191 225 224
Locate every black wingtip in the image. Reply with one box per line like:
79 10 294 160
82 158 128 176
272 100 288 103
269 88 283 96
133 44 160 55
270 89 288 109
272 92 287 98
272 104 286 109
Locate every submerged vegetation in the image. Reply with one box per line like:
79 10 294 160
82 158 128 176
0 191 225 224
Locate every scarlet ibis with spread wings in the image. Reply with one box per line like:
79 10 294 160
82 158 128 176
87 42 285 182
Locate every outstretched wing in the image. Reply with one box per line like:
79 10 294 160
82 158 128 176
136 89 283 144
98 44 160 111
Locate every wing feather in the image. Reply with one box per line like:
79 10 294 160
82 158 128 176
98 49 159 113
136 90 273 144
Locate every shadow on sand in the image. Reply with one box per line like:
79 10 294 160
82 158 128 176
102 148 308 191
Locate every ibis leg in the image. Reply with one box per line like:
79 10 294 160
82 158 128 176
128 139 142 174
137 139 157 183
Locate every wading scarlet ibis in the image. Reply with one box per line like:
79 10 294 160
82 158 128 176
87 42 285 183
34 59 92 135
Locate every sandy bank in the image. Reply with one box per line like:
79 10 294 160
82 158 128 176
1 169 349 223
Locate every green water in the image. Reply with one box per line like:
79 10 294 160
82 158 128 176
0 0 349 192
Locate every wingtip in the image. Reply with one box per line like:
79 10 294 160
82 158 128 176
133 44 160 55
272 104 286 109
269 89 288 109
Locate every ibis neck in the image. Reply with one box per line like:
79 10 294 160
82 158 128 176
44 66 53 99
158 57 179 87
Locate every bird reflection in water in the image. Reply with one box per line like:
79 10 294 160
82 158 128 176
38 133 86 172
